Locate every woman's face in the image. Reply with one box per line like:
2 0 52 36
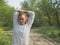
18 14 27 25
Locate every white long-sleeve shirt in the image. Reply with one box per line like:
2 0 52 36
12 11 35 45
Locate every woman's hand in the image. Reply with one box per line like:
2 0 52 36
20 10 28 12
16 10 28 13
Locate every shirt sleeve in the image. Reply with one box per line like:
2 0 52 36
13 11 19 26
26 11 35 28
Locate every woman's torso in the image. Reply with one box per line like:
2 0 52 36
12 24 30 45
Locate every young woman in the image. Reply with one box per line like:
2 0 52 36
12 10 35 45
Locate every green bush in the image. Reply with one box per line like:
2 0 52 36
0 27 4 34
0 33 12 45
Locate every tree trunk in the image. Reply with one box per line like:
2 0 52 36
54 9 60 26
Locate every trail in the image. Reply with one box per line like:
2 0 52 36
29 31 60 45
4 31 60 45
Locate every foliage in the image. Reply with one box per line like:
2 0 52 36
0 33 12 45
0 27 4 34
21 0 60 27
0 0 15 30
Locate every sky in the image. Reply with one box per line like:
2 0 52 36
5 0 58 9
5 0 24 9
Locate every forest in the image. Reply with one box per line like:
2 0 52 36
21 0 60 27
0 0 60 29
0 0 60 45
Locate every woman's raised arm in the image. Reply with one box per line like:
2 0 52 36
26 11 35 28
13 11 19 26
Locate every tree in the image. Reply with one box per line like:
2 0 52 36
0 0 15 30
21 0 60 27
52 0 60 26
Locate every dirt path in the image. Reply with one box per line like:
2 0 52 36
29 31 60 45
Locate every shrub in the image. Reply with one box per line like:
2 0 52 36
0 27 4 34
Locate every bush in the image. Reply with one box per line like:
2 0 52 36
0 31 12 45
0 27 4 34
